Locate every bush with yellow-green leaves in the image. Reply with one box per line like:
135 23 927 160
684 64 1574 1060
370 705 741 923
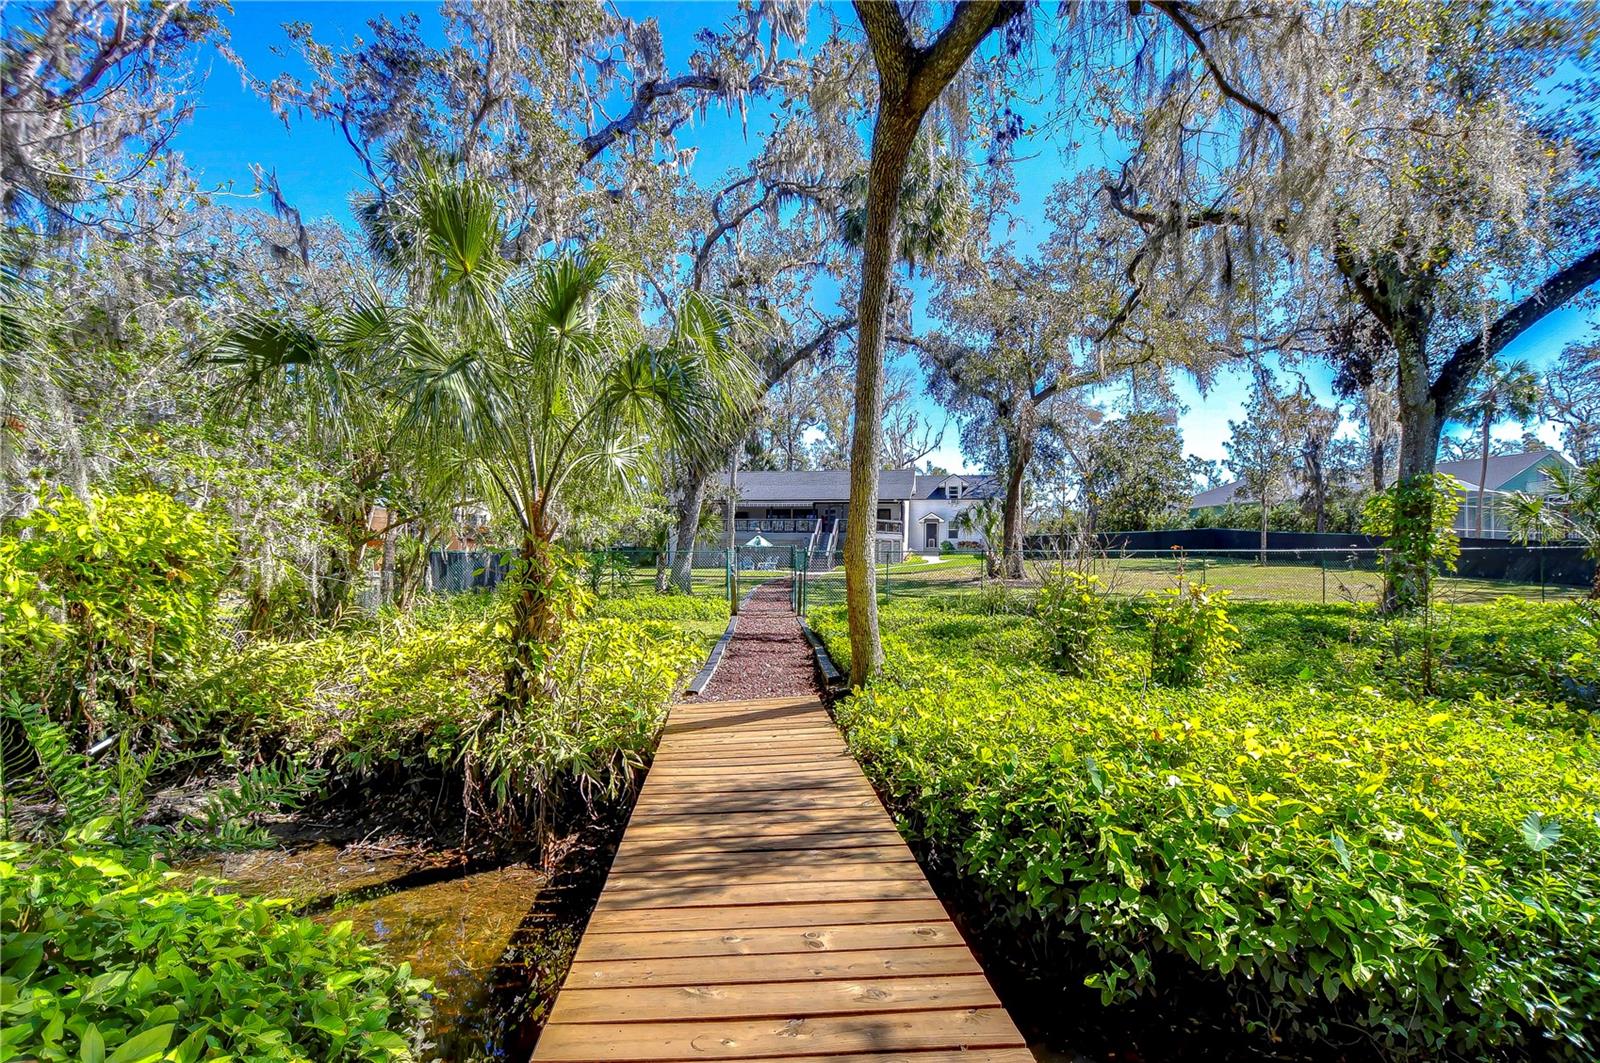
812 595 1600 1060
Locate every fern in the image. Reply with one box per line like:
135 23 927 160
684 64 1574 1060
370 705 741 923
0 698 125 839
171 760 327 852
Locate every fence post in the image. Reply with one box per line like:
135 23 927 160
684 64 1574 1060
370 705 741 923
1539 548 1546 602
1201 556 1207 586
1321 555 1328 604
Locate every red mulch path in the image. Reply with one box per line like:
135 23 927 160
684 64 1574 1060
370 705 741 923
694 579 822 702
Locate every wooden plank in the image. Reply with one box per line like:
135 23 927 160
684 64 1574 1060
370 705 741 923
584 898 950 933
611 832 909 857
653 751 852 766
592 878 936 911
533 1008 1026 1060
626 794 884 817
617 824 902 844
607 844 917 874
565 946 982 989
604 863 925 889
548 973 999 1024
624 810 893 834
638 778 876 797
572 921 966 962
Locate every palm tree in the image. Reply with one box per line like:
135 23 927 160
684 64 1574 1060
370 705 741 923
1505 461 1600 598
1460 360 1541 537
221 168 754 702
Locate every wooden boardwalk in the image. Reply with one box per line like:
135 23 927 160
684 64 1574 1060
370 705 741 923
533 695 1032 1061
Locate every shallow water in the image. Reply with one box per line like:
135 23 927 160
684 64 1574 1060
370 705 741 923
183 843 550 1061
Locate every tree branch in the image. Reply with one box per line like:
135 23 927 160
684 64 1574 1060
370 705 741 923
1149 1 1285 141
1431 244 1600 413
580 71 770 161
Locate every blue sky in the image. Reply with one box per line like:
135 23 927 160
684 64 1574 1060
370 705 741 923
177 2 1590 473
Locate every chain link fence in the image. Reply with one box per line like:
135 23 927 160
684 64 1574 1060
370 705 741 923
415 544 1588 614
793 545 1586 616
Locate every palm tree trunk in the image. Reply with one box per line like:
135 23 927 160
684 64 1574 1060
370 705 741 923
654 535 670 593
1259 495 1270 566
504 530 562 706
380 525 397 606
1476 410 1491 537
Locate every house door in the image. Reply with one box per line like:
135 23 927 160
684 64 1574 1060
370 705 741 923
924 522 938 549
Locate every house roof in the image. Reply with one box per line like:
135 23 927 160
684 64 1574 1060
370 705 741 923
1434 450 1564 492
1189 449 1568 509
1190 480 1250 509
913 473 1001 500
721 469 920 503
718 468 1002 505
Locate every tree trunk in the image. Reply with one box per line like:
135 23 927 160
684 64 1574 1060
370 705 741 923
1386 326 1446 613
1476 410 1491 538
726 454 740 615
671 470 708 593
844 108 921 688
654 534 670 593
503 531 562 706
1000 436 1032 579
1371 436 1387 493
1259 495 1270 566
380 525 397 607
846 0 1015 687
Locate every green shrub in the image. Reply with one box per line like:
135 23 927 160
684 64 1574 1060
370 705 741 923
0 833 431 1063
1146 582 1237 686
190 594 704 810
1036 570 1110 677
813 598 1600 1060
2 491 232 730
1362 474 1461 610
592 594 730 622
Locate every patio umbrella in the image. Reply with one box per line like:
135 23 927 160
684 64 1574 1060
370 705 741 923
743 534 774 547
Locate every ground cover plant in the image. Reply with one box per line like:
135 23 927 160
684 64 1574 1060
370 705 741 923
190 591 710 816
812 593 1600 1060
1 709 433 1063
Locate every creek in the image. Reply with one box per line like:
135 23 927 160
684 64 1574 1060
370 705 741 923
181 841 578 1060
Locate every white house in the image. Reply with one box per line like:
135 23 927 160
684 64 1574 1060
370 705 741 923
908 472 1000 552
715 469 1000 556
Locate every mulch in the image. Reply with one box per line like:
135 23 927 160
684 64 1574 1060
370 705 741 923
694 579 822 702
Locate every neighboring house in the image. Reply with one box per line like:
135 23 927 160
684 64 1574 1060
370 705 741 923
367 504 493 553
1438 450 1573 538
1188 448 1574 539
715 469 1000 555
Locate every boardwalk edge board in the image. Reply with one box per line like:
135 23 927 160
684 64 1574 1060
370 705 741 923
800 621 847 693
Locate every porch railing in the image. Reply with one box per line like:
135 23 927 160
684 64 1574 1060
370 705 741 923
733 518 819 534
